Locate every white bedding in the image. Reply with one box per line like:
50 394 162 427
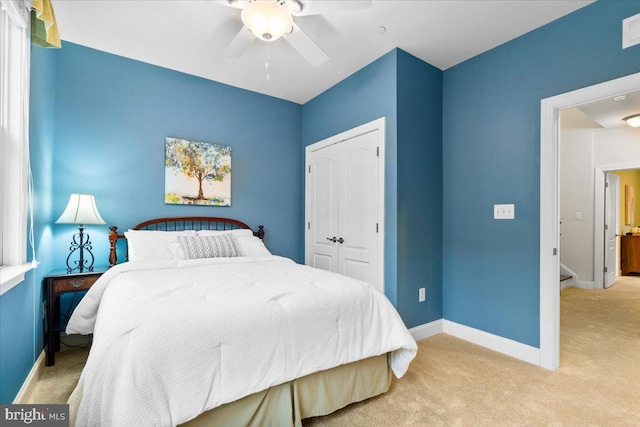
66 256 417 426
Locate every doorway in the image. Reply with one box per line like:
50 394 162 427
540 71 640 370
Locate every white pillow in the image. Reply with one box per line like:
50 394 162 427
125 230 196 262
196 229 254 237
232 235 271 257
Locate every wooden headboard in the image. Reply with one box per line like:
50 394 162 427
109 216 264 267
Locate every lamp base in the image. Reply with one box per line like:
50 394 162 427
65 225 95 273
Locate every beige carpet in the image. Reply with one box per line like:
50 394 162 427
30 278 640 426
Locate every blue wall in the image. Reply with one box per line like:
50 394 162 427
442 0 640 347
30 46 57 355
396 50 443 327
0 277 36 403
50 42 302 268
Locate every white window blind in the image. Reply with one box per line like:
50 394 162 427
0 0 36 295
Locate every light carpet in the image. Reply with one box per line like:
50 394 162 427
30 277 640 426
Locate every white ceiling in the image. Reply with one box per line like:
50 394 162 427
577 90 640 129
561 90 640 130
52 0 595 104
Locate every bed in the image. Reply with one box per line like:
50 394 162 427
66 217 417 426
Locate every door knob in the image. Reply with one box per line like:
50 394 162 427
326 237 337 243
337 237 344 244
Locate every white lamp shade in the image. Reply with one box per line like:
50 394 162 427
624 114 640 128
241 0 293 42
56 194 106 225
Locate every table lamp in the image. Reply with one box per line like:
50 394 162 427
56 194 106 272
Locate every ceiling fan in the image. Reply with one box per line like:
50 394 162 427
217 0 372 67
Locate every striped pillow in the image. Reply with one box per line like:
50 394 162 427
177 235 239 259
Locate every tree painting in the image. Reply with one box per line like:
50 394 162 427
165 137 231 206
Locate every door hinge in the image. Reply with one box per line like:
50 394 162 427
308 165 311 173
605 181 609 188
553 248 557 256
604 266 608 273
376 223 378 233
605 224 609 230
376 146 379 157
307 222 310 230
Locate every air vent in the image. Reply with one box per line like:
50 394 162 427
623 12 640 49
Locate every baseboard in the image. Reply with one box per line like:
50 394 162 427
442 320 540 366
13 350 45 404
409 319 443 341
575 280 594 290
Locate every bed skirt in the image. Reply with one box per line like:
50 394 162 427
69 353 391 427
181 353 391 426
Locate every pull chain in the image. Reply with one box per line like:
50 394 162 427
265 41 270 82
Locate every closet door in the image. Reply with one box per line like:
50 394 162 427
306 123 383 291
337 131 379 287
307 143 340 272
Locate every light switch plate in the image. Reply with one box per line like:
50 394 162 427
494 204 515 219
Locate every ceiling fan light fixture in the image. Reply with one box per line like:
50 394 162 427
241 0 293 42
623 114 640 128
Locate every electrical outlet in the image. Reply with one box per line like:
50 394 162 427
419 287 425 302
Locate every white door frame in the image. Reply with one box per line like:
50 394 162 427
540 71 640 370
304 117 386 291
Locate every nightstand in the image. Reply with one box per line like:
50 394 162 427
43 268 107 366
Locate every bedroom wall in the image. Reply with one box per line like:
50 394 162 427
442 0 640 347
50 42 303 269
301 48 444 328
396 50 443 327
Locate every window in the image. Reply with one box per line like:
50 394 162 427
0 0 34 295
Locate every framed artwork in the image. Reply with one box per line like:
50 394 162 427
165 137 231 206
626 184 634 225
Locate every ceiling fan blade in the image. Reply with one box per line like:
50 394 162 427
283 22 329 67
215 0 247 9
225 26 255 58
294 0 372 16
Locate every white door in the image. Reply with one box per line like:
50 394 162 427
305 119 384 292
337 132 379 284
604 173 620 288
307 144 340 272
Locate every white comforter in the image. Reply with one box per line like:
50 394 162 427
66 256 417 427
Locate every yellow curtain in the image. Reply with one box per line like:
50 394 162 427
31 0 61 48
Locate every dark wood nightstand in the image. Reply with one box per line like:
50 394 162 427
43 268 107 366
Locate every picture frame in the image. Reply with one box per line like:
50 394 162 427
164 137 231 206
625 184 634 225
